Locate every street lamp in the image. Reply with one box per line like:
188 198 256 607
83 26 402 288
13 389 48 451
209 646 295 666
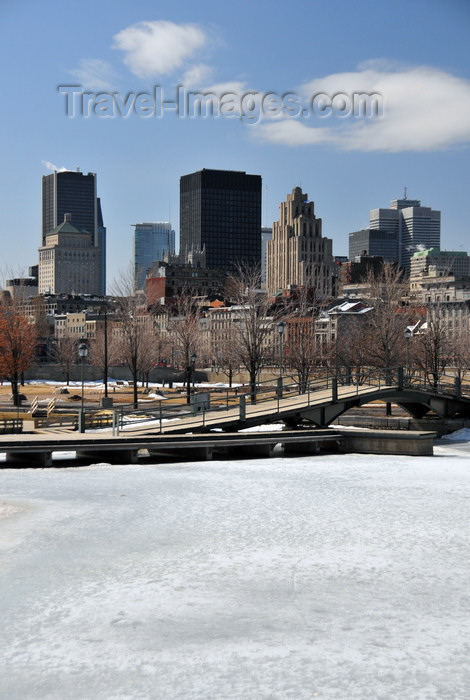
186 352 197 404
191 353 197 389
277 321 286 379
78 342 88 432
404 327 413 378
100 305 108 398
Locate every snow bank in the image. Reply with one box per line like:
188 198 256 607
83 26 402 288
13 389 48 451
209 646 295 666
443 427 470 442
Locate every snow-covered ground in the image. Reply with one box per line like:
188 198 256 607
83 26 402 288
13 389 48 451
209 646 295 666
1 439 469 699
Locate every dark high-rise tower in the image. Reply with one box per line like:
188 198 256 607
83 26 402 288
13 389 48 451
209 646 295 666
180 169 262 273
42 170 106 293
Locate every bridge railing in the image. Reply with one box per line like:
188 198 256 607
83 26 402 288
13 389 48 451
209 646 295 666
70 366 470 434
404 369 468 396
105 368 400 433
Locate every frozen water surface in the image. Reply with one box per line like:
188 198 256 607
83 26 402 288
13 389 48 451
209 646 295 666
1 441 469 699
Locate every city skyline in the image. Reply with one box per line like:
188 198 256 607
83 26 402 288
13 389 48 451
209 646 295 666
1 0 469 285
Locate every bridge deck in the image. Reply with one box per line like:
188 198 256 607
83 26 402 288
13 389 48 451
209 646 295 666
120 383 392 435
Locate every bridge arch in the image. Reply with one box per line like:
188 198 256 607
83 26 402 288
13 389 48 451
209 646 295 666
283 388 470 428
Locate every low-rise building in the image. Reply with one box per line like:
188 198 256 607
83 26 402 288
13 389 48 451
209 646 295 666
409 275 470 304
410 248 470 278
146 262 227 303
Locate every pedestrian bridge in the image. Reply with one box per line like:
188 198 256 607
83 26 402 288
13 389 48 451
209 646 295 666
115 368 470 435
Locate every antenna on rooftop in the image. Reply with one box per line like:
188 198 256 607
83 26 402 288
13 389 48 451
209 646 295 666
404 186 408 199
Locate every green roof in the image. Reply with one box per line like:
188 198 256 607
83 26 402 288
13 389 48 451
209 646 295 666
46 220 89 236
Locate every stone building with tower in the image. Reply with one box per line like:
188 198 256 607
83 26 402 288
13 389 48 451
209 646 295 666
266 187 334 297
38 214 100 295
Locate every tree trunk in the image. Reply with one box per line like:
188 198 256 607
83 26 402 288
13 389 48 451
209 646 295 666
249 367 257 404
11 372 19 406
132 363 138 408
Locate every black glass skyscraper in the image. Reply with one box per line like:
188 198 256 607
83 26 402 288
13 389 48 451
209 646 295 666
42 170 106 293
180 169 262 273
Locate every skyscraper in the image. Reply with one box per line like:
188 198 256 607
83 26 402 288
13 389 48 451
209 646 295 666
369 197 440 273
266 187 334 297
179 169 262 273
132 222 176 290
348 228 398 263
42 170 106 293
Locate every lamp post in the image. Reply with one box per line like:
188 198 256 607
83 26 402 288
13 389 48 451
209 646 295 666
277 321 286 379
191 352 197 391
78 342 88 432
404 327 413 380
186 352 197 404
100 305 108 398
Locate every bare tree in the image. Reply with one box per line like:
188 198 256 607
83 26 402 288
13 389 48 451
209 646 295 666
51 336 80 385
214 332 240 388
412 302 452 389
451 326 470 384
361 263 411 375
335 316 370 382
88 325 119 387
283 287 331 392
136 324 160 387
228 265 281 402
111 268 155 408
166 293 202 401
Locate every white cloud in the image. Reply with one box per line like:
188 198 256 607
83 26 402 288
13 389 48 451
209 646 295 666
113 20 207 79
202 80 249 96
255 64 470 152
182 63 214 88
41 161 69 173
254 121 335 146
68 59 116 91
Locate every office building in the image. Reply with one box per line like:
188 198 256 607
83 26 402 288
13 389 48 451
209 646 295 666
180 169 262 273
266 187 334 297
369 197 440 273
38 214 100 295
132 222 175 290
348 228 398 263
42 169 106 293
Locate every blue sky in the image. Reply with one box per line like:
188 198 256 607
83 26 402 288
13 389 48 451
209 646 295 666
1 0 470 287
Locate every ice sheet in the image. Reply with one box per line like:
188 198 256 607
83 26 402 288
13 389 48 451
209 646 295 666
0 442 469 699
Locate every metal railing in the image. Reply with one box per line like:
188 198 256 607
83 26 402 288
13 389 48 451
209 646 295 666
10 366 465 435
108 368 402 434
0 418 23 434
